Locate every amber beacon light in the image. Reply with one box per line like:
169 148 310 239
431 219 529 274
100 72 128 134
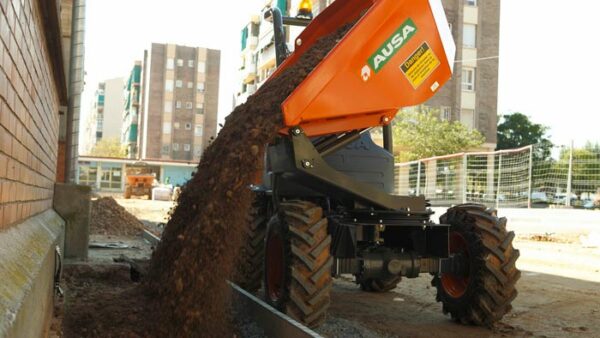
297 0 313 19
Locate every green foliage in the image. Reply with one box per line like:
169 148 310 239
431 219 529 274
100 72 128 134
89 137 127 158
556 143 600 195
497 112 553 160
392 108 485 162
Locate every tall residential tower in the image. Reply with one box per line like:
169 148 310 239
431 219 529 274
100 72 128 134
141 43 221 161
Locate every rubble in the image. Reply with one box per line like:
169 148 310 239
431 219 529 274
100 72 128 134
90 197 145 236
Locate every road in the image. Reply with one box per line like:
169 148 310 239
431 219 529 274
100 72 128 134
117 198 600 338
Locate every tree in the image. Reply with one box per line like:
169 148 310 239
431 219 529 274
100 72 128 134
556 142 600 196
392 108 485 162
89 137 127 158
497 113 553 160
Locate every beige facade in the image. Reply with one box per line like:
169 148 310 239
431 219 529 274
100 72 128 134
141 43 220 161
425 0 500 150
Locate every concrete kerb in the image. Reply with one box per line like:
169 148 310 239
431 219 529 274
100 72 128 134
0 210 65 338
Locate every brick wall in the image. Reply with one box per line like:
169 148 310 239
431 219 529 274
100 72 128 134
0 0 63 230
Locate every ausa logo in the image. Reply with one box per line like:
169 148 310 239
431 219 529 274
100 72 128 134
363 18 417 79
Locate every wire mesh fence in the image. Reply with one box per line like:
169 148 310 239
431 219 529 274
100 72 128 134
394 143 600 209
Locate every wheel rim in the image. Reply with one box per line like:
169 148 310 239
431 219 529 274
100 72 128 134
441 231 470 298
265 231 285 302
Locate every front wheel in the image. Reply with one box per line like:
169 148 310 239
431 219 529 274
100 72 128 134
432 204 520 326
234 196 268 292
264 200 332 328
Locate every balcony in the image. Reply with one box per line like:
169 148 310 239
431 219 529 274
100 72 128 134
257 44 275 70
241 63 257 84
247 83 257 96
245 36 258 51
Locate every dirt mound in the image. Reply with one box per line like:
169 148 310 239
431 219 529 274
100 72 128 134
146 23 356 337
90 197 145 236
61 264 158 338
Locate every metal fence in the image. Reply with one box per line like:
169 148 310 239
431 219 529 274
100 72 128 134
394 144 600 209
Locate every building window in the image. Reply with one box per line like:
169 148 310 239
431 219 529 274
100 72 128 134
165 80 174 92
194 148 202 157
441 106 451 121
184 144 191 152
460 109 475 130
462 68 475 91
167 59 174 69
174 122 180 129
176 101 182 109
163 122 172 134
465 0 477 6
186 102 193 109
197 83 205 92
195 125 203 137
78 164 98 187
185 123 192 130
100 166 123 189
187 82 193 89
176 80 183 88
198 61 206 73
172 143 179 151
196 102 204 114
177 59 184 67
463 24 477 48
188 60 194 67
161 144 170 155
164 101 173 113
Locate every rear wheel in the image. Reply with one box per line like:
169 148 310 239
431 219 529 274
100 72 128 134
432 204 520 326
264 200 332 328
234 196 268 292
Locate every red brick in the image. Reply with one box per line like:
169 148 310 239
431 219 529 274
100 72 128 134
9 203 16 224
0 153 6 177
0 181 7 202
0 205 4 229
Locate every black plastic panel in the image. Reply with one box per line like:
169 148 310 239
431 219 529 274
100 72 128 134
323 133 394 194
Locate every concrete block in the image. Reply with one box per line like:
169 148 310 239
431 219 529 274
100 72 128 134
53 183 91 260
0 209 65 338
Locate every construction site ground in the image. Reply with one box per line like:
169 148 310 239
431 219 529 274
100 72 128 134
103 198 600 337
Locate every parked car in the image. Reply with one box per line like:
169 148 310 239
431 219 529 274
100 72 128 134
553 193 577 205
531 191 549 208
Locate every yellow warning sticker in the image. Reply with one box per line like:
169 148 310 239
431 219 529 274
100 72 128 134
400 42 440 89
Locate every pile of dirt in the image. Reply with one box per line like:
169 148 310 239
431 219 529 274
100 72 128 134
60 264 158 338
90 197 145 236
146 23 357 337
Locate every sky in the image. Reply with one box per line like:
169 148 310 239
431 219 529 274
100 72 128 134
81 0 600 149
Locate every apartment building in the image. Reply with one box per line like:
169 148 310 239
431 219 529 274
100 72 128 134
425 0 500 150
122 62 142 158
236 0 500 150
237 0 319 105
81 78 125 154
141 43 221 161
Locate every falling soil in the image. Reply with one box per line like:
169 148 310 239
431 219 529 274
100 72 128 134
146 23 357 337
90 197 145 236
